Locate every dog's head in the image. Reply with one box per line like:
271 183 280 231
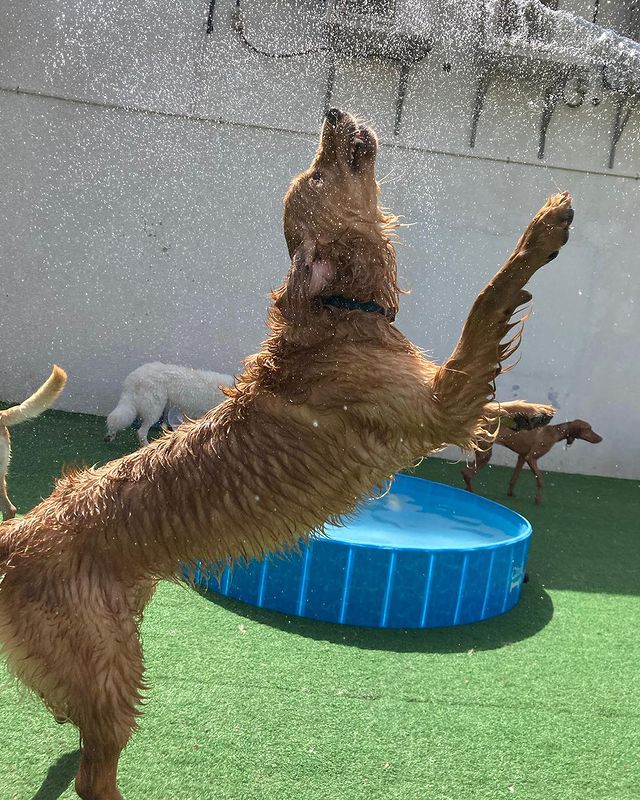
565 420 603 446
283 108 380 255
278 109 400 325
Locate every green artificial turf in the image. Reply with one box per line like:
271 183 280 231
1 408 639 799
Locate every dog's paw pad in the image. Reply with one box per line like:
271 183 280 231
527 192 574 261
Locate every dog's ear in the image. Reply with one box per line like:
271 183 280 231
273 240 335 323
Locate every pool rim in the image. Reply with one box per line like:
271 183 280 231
319 474 533 554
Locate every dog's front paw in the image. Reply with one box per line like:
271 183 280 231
520 402 556 430
501 402 556 432
523 192 574 264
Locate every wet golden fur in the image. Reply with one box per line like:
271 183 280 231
0 110 573 799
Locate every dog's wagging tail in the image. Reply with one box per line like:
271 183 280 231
0 109 574 800
0 365 67 521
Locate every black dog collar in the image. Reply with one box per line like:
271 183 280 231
322 295 394 321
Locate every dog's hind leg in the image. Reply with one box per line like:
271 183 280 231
432 193 573 446
0 426 16 520
136 400 165 447
75 741 124 800
73 622 145 800
0 475 16 520
527 457 545 504
1 568 145 799
136 418 155 447
507 455 526 497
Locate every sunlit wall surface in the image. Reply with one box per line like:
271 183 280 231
0 0 638 478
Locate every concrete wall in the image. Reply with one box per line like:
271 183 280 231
0 0 638 478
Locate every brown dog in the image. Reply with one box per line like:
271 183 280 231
0 366 67 520
0 109 574 800
462 419 603 503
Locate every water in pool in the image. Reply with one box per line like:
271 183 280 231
325 474 530 550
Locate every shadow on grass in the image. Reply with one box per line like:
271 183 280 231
195 578 554 653
30 749 80 800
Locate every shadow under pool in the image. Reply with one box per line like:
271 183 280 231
195 577 554 654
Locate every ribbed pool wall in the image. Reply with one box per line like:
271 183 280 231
186 476 532 629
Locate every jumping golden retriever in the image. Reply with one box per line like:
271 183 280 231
0 109 573 799
0 365 67 520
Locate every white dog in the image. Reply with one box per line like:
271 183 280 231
105 362 233 446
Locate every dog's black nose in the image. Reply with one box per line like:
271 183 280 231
325 108 343 126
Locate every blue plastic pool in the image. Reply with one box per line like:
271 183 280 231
190 475 532 629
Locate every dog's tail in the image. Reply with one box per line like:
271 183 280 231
0 366 67 428
105 397 138 441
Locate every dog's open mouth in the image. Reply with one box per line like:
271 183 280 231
319 109 378 175
347 124 376 170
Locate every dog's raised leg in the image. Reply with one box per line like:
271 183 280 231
432 193 573 445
